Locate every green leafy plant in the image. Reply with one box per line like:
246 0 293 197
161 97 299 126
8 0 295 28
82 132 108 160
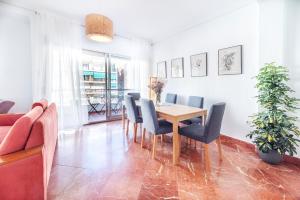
247 63 300 156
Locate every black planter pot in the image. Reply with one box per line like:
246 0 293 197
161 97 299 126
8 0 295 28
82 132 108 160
258 150 283 165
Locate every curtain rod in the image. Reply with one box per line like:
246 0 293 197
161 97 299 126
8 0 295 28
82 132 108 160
0 1 39 14
1 1 132 41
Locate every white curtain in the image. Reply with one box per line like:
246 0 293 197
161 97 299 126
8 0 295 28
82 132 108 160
30 12 88 129
128 38 152 98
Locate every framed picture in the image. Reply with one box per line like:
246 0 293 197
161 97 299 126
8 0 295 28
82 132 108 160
171 57 184 78
218 45 242 75
157 61 167 78
190 53 207 77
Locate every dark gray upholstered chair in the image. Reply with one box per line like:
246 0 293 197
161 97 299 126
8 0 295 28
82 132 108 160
127 92 141 116
140 99 173 158
182 96 204 125
124 95 143 142
0 100 15 114
127 92 141 101
179 102 226 168
165 93 177 104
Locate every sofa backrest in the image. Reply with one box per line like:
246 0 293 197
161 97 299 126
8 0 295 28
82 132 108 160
25 103 58 149
0 106 43 155
32 99 48 111
25 103 58 187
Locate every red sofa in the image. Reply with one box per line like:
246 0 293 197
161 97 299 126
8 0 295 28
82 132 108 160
0 101 58 200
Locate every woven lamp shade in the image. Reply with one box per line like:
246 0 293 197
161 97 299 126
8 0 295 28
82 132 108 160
85 14 113 42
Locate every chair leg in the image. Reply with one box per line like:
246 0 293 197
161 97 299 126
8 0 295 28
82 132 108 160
194 140 197 148
126 119 130 136
216 137 223 161
160 135 163 143
152 135 157 159
185 137 188 146
204 144 211 171
141 128 146 148
133 123 138 143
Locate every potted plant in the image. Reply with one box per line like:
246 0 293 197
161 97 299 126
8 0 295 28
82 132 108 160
247 63 300 164
148 79 165 106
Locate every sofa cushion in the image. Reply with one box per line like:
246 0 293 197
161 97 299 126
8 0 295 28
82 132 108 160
0 114 24 126
0 126 11 143
32 99 48 111
0 106 43 155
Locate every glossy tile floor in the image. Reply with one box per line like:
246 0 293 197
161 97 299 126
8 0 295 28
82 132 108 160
48 121 300 200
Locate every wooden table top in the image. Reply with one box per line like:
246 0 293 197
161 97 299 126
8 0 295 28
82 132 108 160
124 100 207 119
155 104 206 117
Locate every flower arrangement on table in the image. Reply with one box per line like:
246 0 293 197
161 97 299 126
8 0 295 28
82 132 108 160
148 79 165 105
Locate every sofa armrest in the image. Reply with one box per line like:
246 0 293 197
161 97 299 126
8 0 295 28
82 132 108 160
0 113 24 126
0 146 42 166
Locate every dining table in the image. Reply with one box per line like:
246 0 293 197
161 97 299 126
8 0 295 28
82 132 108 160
122 101 208 165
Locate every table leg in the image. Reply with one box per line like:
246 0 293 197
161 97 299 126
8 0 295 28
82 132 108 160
202 113 207 126
172 120 180 165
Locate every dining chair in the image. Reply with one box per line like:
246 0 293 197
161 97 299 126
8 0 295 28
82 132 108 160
179 102 226 169
165 93 177 104
127 92 142 116
182 96 204 125
124 95 143 142
140 99 173 159
127 92 141 101
0 100 15 114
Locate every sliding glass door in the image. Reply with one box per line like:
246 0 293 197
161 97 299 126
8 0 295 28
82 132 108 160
82 50 130 123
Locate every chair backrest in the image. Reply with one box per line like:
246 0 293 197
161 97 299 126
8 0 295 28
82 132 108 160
204 102 226 143
127 92 141 101
165 93 177 104
0 101 15 114
140 99 159 133
124 95 139 123
188 96 204 108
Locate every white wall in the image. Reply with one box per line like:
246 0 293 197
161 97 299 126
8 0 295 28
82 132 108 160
0 4 32 113
259 0 300 157
259 0 286 65
152 4 260 143
284 0 300 156
284 0 300 110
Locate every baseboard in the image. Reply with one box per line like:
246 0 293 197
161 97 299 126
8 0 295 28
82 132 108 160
220 134 300 166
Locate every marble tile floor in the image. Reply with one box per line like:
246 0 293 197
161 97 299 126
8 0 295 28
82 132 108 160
48 121 300 200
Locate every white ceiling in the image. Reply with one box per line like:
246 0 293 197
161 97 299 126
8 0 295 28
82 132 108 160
6 0 256 43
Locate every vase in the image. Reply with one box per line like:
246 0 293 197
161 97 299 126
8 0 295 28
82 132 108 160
258 150 283 165
156 93 161 106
